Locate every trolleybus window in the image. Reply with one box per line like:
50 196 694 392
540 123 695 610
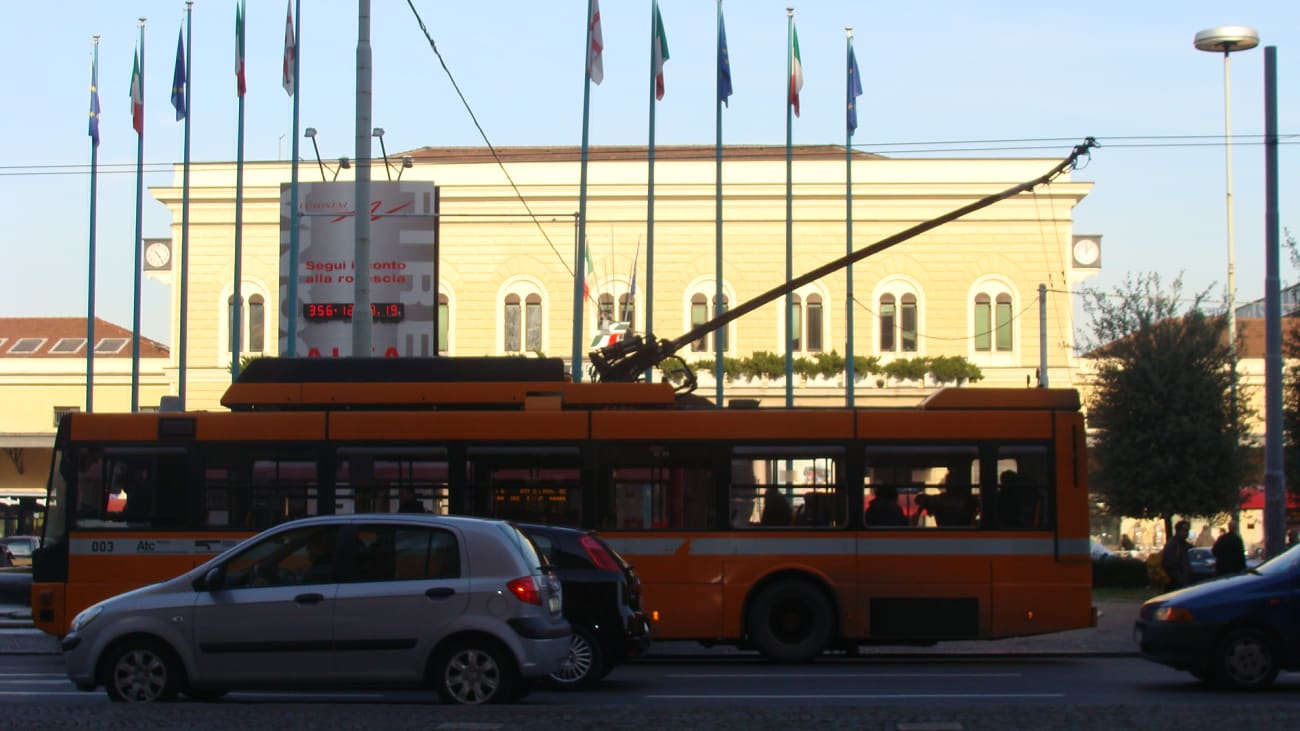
468 447 581 525
335 448 450 515
730 446 843 529
201 447 320 531
597 443 716 531
994 445 1052 529
74 448 188 530
863 445 981 528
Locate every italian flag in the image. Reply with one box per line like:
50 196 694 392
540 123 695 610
652 2 669 101
235 1 247 97
583 246 597 302
789 23 803 117
130 49 143 135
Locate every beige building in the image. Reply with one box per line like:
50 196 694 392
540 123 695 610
0 318 168 537
149 144 1098 409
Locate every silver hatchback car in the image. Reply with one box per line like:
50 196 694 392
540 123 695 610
62 514 569 704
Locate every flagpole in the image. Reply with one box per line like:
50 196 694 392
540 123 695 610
714 0 725 406
287 0 302 356
178 2 193 409
784 7 794 408
86 36 100 414
572 0 598 382
844 27 855 408
233 1 246 380
644 0 658 382
131 18 146 413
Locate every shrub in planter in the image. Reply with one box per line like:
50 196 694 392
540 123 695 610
1091 557 1151 588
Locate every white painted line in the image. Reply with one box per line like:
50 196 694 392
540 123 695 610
666 672 1021 679
646 693 1065 700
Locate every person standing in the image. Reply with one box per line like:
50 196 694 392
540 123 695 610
1161 519 1193 590
1212 519 1246 575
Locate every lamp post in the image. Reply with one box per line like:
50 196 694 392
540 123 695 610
1194 26 1259 410
304 127 326 182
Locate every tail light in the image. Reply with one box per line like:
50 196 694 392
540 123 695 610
506 576 541 606
580 535 622 572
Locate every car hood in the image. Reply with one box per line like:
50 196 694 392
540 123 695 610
1147 570 1274 606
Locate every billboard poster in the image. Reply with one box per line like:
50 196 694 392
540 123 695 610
278 181 438 357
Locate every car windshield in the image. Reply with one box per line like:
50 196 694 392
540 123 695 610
1251 542 1300 576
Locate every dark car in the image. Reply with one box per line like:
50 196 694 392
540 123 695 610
518 523 651 688
0 536 40 567
1134 542 1300 690
1188 547 1217 583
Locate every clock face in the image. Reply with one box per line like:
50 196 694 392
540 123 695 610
1073 238 1100 267
145 241 171 269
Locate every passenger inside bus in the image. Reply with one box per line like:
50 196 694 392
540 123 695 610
864 485 908 527
914 472 979 527
760 486 793 526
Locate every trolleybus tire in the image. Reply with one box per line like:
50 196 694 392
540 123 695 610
747 578 835 663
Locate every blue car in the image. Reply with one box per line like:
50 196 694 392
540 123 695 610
1134 543 1300 689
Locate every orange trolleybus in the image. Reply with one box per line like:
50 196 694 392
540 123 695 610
33 140 1099 660
34 357 1093 661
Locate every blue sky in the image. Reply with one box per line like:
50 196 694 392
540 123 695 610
5 1 1300 345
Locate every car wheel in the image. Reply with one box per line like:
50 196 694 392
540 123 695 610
547 625 606 690
102 639 183 703
747 578 835 662
432 640 517 705
1215 628 1280 690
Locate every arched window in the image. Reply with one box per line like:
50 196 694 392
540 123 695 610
438 293 449 354
790 294 802 352
525 294 543 352
900 294 918 352
690 292 730 353
248 294 264 353
974 290 1013 352
879 294 896 352
618 293 636 324
806 294 823 352
224 285 268 358
504 294 521 352
598 293 615 327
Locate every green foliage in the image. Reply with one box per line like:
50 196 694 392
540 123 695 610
1091 557 1153 589
741 350 787 380
883 357 931 384
1081 272 1249 523
928 355 983 385
695 357 744 381
852 355 883 378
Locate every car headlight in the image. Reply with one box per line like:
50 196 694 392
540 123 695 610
70 605 104 633
1153 605 1195 623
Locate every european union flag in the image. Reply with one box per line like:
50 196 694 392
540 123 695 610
171 28 187 121
89 56 101 146
847 42 863 135
718 13 732 106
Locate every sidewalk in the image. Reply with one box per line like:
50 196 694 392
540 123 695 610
0 599 1141 657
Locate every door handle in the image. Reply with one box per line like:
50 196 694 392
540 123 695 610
295 593 325 604
425 587 455 599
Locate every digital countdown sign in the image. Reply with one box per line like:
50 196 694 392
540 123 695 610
302 302 405 323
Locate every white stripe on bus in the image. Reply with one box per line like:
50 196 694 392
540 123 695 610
69 537 242 557
604 536 1089 558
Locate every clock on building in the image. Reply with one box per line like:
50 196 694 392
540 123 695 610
1072 236 1101 268
143 239 172 271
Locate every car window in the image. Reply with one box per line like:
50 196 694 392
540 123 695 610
349 524 461 581
221 525 340 588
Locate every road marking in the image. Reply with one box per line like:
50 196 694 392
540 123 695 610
0 691 88 696
647 693 1065 700
0 679 75 685
666 672 1022 679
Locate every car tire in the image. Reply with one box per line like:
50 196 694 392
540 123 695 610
1214 627 1280 690
546 625 606 690
431 639 517 705
746 578 835 663
102 638 184 703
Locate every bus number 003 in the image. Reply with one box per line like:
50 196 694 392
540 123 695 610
90 541 115 553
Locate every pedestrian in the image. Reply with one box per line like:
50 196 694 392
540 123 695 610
1212 519 1246 575
1161 519 1193 591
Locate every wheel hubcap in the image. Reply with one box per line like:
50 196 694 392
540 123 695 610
445 649 501 704
551 633 594 684
1226 637 1271 684
114 649 167 702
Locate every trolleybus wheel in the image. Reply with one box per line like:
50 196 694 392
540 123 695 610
747 578 835 662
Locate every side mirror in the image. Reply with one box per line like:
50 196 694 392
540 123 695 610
196 566 226 592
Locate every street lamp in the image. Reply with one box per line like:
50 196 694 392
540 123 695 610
1194 26 1259 378
304 127 326 182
